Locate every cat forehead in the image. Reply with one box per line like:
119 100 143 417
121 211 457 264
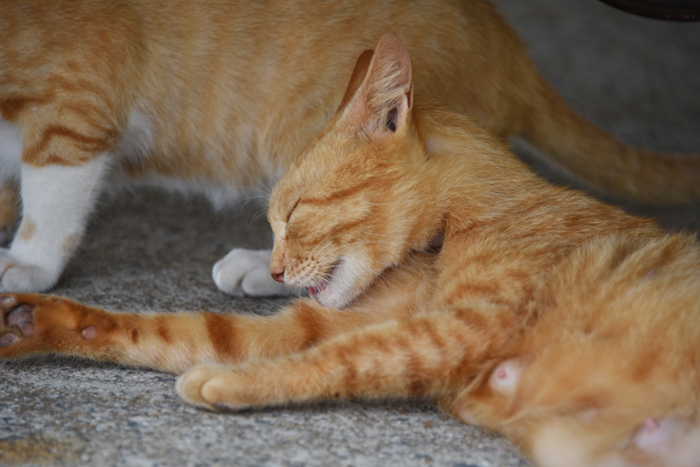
270 157 384 226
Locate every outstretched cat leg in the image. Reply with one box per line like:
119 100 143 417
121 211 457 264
0 294 377 373
177 307 516 411
213 248 296 297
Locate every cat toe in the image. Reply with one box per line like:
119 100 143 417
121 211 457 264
0 249 58 292
0 296 38 349
5 304 37 337
177 364 233 410
239 266 294 297
0 332 19 347
199 374 249 412
0 294 18 310
0 294 79 353
177 364 250 412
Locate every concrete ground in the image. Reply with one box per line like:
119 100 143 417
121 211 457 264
1 1 699 466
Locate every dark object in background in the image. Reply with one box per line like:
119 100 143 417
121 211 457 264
599 0 700 20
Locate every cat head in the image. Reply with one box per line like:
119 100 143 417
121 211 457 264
267 33 432 309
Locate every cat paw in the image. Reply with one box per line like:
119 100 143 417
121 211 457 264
213 248 295 297
0 294 57 356
0 248 58 292
176 363 249 411
0 293 102 358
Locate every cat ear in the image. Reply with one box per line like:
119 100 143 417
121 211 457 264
336 50 374 112
344 33 414 138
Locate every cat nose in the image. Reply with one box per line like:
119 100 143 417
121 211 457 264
271 269 285 283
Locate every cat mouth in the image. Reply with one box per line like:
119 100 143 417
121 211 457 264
306 261 339 296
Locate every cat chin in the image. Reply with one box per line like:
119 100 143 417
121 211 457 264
311 254 373 310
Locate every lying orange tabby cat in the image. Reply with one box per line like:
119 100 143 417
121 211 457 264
2 34 699 466
0 0 698 297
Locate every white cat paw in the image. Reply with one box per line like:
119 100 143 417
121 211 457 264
0 248 58 292
213 248 295 297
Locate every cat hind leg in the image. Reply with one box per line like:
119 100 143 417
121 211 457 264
520 348 700 467
628 417 700 467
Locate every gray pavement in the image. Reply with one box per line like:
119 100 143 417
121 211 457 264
1 1 699 466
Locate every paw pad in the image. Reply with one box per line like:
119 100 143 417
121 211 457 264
5 304 36 337
0 333 18 347
81 326 97 340
489 358 525 395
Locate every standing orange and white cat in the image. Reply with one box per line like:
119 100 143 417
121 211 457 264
2 33 699 466
0 0 697 296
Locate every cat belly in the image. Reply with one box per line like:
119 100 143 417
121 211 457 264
109 173 265 209
0 112 257 207
110 107 284 209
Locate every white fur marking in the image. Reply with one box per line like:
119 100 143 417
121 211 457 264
0 156 110 292
315 252 372 309
116 107 155 163
213 248 295 297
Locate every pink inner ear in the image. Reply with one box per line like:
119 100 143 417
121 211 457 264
406 81 413 110
336 49 374 113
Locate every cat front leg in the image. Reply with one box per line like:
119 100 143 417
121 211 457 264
0 157 109 292
176 308 514 411
0 294 372 373
0 293 129 362
0 293 218 373
213 248 297 297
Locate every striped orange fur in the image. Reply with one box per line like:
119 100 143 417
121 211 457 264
0 0 699 295
2 34 700 466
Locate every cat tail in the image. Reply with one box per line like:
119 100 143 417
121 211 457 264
519 72 700 205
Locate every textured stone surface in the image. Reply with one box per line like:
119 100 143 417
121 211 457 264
1 1 698 466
